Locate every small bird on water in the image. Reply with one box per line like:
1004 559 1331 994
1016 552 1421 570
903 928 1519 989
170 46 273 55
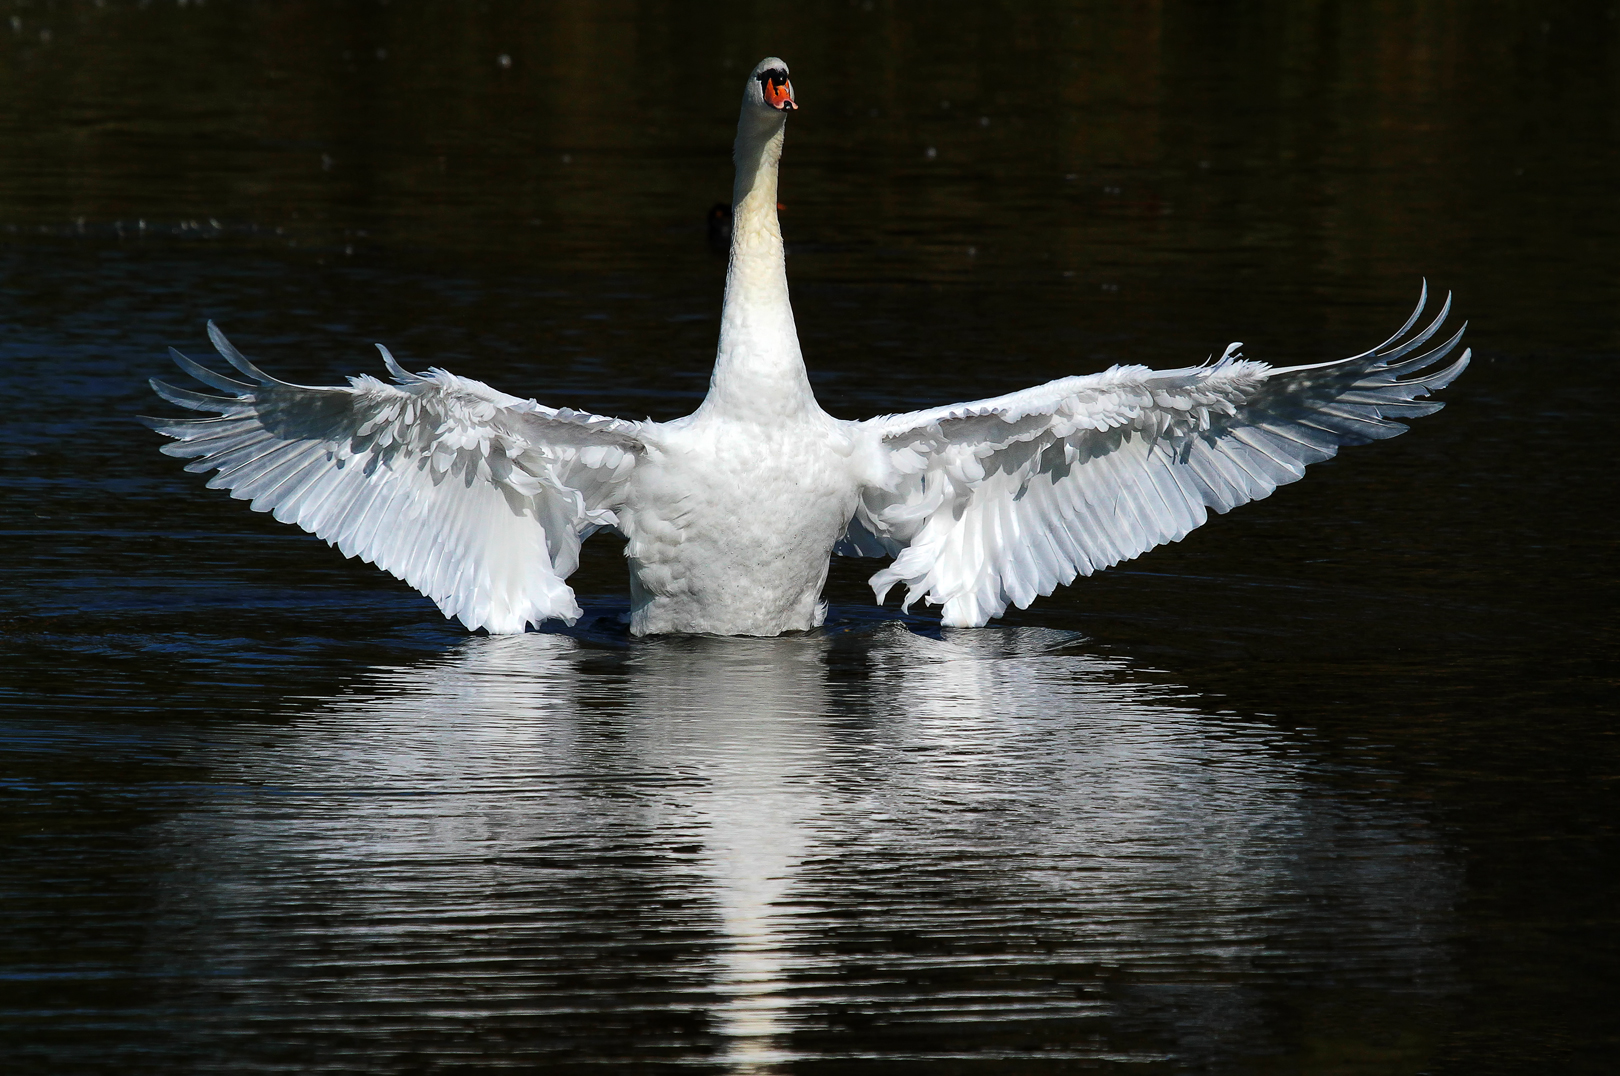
149 58 1468 637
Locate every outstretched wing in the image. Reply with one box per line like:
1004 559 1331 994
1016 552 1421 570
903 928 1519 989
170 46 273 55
147 323 646 633
848 286 1470 627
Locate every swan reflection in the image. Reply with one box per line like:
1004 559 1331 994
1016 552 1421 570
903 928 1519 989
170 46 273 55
153 624 1456 1069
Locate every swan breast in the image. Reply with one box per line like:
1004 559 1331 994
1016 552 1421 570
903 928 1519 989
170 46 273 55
622 413 862 635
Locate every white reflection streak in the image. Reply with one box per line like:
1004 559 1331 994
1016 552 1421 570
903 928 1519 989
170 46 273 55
356 634 828 1068
622 637 830 1072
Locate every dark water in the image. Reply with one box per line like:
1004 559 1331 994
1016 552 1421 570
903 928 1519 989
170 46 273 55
2 3 1616 1073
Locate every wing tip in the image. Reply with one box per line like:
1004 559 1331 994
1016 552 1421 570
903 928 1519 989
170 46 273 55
1424 347 1471 393
150 376 232 412
377 343 420 383
206 321 282 385
169 345 256 395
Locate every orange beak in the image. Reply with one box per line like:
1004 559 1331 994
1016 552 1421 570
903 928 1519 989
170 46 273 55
764 76 797 111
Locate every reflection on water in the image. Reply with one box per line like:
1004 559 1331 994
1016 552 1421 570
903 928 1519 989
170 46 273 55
626 638 829 1071
124 627 1455 1070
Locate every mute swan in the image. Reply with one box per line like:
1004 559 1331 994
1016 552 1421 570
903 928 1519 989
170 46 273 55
149 58 1469 637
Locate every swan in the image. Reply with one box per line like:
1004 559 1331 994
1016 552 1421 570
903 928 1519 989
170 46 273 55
148 57 1470 638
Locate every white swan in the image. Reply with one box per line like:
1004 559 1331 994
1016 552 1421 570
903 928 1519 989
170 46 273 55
149 58 1470 638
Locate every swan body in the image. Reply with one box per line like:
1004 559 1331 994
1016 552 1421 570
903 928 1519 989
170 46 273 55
149 58 1470 637
623 409 863 636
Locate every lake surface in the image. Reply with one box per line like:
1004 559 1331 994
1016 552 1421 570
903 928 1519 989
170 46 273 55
2 2 1616 1072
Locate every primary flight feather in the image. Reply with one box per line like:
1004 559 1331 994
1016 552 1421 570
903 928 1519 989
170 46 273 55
149 58 1469 637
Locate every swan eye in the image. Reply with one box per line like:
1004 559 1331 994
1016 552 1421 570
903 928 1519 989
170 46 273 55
758 71 797 111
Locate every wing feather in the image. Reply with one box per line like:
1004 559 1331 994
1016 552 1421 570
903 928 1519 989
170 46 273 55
852 288 1469 626
147 327 646 633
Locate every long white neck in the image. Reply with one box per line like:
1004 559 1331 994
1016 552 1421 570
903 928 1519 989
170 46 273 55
701 111 816 420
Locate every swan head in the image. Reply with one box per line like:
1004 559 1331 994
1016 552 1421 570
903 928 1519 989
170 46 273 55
744 57 797 117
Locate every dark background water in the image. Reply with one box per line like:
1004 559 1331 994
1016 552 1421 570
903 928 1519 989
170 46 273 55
2 2 1615 1072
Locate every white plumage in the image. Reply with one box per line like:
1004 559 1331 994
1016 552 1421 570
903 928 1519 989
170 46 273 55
149 58 1469 637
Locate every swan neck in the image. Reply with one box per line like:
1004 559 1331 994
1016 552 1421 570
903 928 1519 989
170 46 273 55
731 119 783 219
705 116 813 419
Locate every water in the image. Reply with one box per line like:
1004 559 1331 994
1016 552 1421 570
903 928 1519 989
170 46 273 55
2 3 1616 1073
